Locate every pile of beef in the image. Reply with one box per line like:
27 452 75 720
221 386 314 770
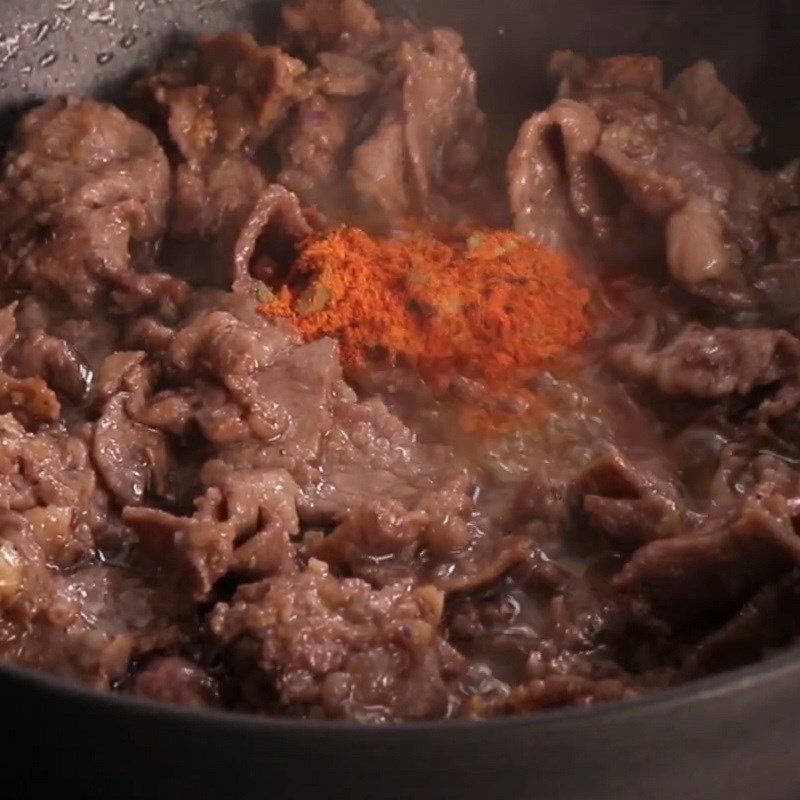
1 0 800 723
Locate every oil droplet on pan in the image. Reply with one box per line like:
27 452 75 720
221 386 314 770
33 21 52 45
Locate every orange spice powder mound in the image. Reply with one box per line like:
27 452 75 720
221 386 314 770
260 226 590 421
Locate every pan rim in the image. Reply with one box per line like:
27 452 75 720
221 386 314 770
3 641 799 735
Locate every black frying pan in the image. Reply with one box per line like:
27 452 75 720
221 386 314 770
2 2 800 798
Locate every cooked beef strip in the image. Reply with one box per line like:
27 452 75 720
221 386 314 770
209 558 464 721
508 52 797 310
0 98 185 314
127 656 221 708
610 319 800 399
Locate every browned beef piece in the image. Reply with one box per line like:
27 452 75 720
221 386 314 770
768 207 800 263
135 2 485 228
705 448 797 510
666 60 761 155
508 98 621 253
209 559 464 721
615 478 800 625
348 27 485 219
549 51 666 95
280 1 486 219
750 384 800 454
128 657 220 708
0 302 107 417
137 33 315 288
95 352 150 406
171 156 313 288
309 495 530 594
682 571 800 678
0 373 60 427
168 309 336 454
508 53 777 308
610 319 800 399
132 305 489 592
293 394 528 592
349 114 409 216
6 330 92 404
136 31 310 162
0 98 184 313
0 414 107 559
93 393 172 508
309 498 446 566
580 448 689 551
123 468 300 597
123 317 176 357
299 394 469 520
277 94 354 201
398 28 485 207
280 0 383 57
754 208 800 316
0 546 186 689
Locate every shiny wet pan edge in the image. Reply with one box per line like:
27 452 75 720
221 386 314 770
2 643 799 733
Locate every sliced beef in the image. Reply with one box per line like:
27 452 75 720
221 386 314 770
549 51 665 95
751 383 800 454
7 330 92 404
610 319 800 399
209 559 464 721
303 400 528 592
171 156 313 288
300 395 469 521
123 468 300 596
615 479 800 625
280 0 382 57
136 31 310 161
508 53 774 307
93 393 172 508
95 352 149 405
128 656 220 708
167 309 337 454
135 1 485 229
0 302 90 419
158 306 482 589
0 373 60 427
0 555 186 689
349 115 409 217
666 60 761 155
399 29 485 206
0 502 187 690
507 98 610 253
429 535 535 594
277 94 354 203
580 448 688 551
139 33 315 288
755 209 800 316
682 571 800 678
282 1 486 220
347 28 485 219
0 98 184 313
0 414 107 557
